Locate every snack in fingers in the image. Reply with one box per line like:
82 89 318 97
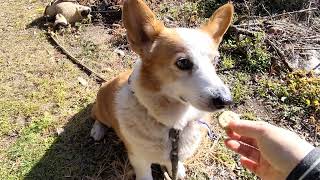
218 111 240 129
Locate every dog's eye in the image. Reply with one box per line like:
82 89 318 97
175 58 193 71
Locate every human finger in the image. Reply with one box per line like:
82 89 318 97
240 156 259 174
228 120 270 139
225 139 260 162
226 129 258 148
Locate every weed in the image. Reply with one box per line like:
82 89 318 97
80 40 99 57
259 70 320 119
220 56 235 69
230 72 251 104
159 1 201 27
221 32 271 73
241 111 258 120
197 0 223 18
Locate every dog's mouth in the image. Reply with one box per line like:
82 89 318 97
179 96 187 103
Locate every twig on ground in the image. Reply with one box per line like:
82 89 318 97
307 1 313 26
294 47 320 50
47 32 107 82
264 8 318 19
91 9 120 13
230 25 257 37
233 22 264 28
248 8 319 20
265 38 293 72
261 3 272 17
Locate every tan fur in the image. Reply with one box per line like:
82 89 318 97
91 71 132 149
139 28 187 92
201 3 234 43
91 0 234 179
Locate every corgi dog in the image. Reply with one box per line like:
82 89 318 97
90 0 234 179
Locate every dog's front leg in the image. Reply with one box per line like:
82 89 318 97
165 161 186 179
90 120 106 141
129 154 152 180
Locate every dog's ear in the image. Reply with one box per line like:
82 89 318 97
201 3 234 44
122 0 164 56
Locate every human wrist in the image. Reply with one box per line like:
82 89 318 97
284 144 315 177
286 147 320 180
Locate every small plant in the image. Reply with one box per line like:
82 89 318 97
259 70 320 119
241 111 258 120
80 40 98 56
220 32 271 73
159 1 201 27
197 0 223 18
220 56 235 69
230 72 251 104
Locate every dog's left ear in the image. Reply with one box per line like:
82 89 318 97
201 3 234 44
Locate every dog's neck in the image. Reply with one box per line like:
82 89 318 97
129 60 204 130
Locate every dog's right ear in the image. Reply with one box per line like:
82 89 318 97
122 0 164 56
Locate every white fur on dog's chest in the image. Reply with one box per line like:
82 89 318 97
115 85 204 163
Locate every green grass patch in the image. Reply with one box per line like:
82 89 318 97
1 113 56 179
230 72 251 104
259 70 320 120
221 32 271 73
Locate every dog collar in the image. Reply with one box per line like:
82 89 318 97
127 74 135 94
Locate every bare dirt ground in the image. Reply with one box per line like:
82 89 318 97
0 0 319 180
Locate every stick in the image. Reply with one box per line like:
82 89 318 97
294 47 320 50
264 8 318 19
265 38 293 72
47 32 107 82
91 9 121 13
230 25 257 37
249 8 319 20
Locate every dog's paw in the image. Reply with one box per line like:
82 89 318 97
90 121 106 141
177 162 186 179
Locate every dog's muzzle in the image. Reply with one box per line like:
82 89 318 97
209 87 233 109
81 9 91 17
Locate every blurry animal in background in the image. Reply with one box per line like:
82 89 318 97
44 0 91 27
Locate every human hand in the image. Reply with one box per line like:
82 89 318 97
224 120 314 180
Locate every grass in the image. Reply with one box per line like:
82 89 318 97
0 0 318 179
220 32 271 73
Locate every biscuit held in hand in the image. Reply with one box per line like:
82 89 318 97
218 111 240 129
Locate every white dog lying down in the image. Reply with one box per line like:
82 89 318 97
44 0 91 27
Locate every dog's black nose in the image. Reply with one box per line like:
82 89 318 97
211 96 233 109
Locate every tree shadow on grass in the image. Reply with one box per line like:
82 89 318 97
25 104 163 180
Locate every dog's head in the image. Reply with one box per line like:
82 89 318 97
123 0 234 112
78 5 92 17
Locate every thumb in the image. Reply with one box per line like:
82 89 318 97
228 119 269 139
